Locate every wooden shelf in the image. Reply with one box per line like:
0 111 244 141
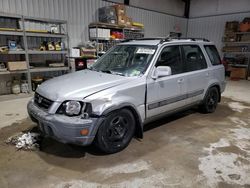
89 37 123 41
229 64 248 68
0 70 27 75
30 67 69 73
0 51 26 55
26 32 67 38
28 50 68 55
0 30 23 36
223 51 250 54
224 31 250 35
224 41 250 45
23 16 67 24
89 22 144 31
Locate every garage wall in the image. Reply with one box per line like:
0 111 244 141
0 0 187 48
190 0 250 18
104 0 185 17
187 12 250 55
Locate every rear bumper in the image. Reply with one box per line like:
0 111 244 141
27 100 103 146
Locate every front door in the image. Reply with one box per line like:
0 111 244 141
146 45 187 118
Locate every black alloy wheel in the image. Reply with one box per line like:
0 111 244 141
200 87 219 113
94 109 135 154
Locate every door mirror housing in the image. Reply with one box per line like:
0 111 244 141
152 66 172 79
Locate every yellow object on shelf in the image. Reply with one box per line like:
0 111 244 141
0 28 22 31
55 42 62 51
132 22 144 28
26 29 48 33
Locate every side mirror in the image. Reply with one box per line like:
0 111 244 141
152 66 172 79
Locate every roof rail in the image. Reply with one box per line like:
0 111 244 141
121 37 210 44
171 37 210 42
121 37 164 43
159 37 210 43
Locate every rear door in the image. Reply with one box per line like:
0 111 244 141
181 45 209 105
204 45 226 92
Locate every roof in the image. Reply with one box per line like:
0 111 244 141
120 38 213 46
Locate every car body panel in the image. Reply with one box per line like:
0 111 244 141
36 70 136 102
27 39 226 146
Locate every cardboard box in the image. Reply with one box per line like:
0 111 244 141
125 17 132 27
89 28 110 38
117 15 126 26
113 4 126 15
70 48 80 57
230 67 247 79
7 61 27 71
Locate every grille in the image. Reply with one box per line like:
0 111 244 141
34 93 53 110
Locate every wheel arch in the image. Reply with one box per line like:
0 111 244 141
204 83 221 102
102 103 143 139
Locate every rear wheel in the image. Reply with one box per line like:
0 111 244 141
94 109 135 154
200 87 219 113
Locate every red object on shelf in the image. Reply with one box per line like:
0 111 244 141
75 58 87 71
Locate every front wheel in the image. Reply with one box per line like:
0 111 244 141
200 87 219 113
94 109 135 154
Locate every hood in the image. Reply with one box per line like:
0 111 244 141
36 70 134 101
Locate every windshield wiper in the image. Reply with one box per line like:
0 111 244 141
111 71 125 76
100 70 112 74
87 67 97 72
100 70 125 76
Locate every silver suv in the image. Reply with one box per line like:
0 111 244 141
27 38 226 153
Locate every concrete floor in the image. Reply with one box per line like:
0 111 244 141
0 80 249 188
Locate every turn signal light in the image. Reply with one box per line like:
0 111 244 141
80 129 89 136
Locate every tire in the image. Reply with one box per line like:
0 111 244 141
94 109 135 154
200 87 220 113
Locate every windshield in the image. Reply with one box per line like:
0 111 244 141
90 45 157 77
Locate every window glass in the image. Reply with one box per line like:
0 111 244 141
155 45 183 75
204 45 221 66
92 45 156 77
182 45 207 72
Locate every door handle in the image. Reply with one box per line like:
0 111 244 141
177 78 184 83
205 72 209 77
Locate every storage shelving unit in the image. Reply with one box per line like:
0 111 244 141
0 12 70 95
222 31 250 80
88 22 144 55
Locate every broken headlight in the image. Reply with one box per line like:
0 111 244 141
57 101 92 117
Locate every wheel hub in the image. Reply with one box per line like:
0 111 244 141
107 116 128 141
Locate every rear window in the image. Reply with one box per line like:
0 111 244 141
204 45 221 66
182 45 207 72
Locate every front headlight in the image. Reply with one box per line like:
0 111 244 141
56 101 92 118
65 101 82 116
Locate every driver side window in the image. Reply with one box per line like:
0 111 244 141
155 45 183 75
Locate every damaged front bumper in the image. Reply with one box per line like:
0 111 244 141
27 100 103 146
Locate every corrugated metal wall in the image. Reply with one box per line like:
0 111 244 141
187 12 250 54
127 6 187 38
0 0 187 48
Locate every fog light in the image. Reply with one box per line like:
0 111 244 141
80 129 89 136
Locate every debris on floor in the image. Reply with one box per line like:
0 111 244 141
5 132 41 150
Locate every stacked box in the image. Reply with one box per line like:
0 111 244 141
7 61 27 71
113 4 129 26
89 28 110 39
98 6 117 24
230 67 247 79
225 21 239 33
